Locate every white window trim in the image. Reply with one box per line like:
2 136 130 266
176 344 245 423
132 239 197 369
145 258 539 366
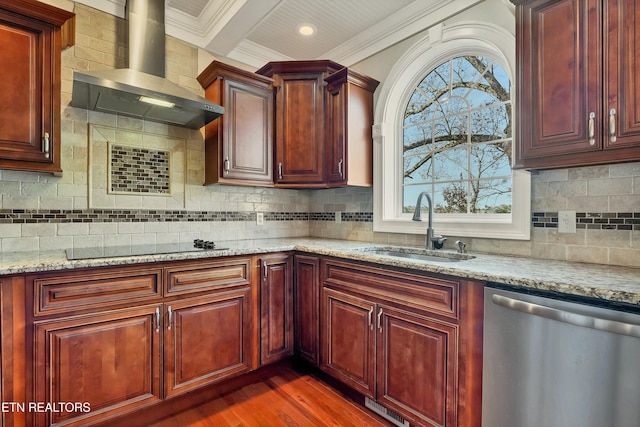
373 21 531 240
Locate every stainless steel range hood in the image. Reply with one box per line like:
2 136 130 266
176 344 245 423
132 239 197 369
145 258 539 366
71 0 223 129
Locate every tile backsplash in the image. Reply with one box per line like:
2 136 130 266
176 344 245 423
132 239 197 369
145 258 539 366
0 3 638 269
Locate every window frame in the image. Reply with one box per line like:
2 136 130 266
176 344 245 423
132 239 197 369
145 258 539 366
373 21 531 240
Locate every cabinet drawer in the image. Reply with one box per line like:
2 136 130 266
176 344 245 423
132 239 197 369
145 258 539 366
322 259 459 319
32 267 162 316
165 258 251 295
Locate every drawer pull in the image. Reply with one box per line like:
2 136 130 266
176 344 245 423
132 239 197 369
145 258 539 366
609 108 617 143
224 157 230 174
167 306 173 330
588 112 595 146
278 162 283 180
262 260 268 280
338 159 343 177
368 306 374 330
43 132 50 158
377 308 383 333
155 307 160 333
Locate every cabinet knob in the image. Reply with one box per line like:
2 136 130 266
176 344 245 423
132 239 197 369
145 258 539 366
43 132 50 158
609 109 617 143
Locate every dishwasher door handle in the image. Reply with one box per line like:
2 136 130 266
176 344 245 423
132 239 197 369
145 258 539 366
491 294 640 339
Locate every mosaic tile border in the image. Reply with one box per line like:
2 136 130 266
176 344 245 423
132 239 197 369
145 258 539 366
1 210 637 231
532 212 640 230
309 212 374 222
0 210 373 224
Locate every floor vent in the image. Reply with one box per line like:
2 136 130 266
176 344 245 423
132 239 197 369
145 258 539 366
365 397 409 427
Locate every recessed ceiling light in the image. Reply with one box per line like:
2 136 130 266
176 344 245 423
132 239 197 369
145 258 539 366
298 24 316 36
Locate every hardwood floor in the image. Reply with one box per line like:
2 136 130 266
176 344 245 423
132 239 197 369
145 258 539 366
149 364 391 427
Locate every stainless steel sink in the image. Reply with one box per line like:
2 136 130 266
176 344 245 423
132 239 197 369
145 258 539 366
358 247 475 262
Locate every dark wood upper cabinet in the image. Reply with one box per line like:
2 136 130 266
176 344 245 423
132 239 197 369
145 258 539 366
325 68 379 187
257 60 378 188
198 61 275 186
513 0 640 169
0 0 74 174
257 61 340 187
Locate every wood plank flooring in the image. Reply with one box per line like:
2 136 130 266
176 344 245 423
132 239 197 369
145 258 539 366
149 364 392 427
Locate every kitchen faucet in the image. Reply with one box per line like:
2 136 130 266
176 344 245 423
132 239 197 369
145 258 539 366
412 191 447 250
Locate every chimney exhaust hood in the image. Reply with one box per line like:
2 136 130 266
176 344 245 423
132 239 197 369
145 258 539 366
71 0 223 129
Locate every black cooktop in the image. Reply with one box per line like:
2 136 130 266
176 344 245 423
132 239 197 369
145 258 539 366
65 241 226 260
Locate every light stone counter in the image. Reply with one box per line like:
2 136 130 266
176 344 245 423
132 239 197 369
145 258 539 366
1 238 639 307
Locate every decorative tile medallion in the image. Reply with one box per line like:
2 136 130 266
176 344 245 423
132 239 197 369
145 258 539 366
109 144 170 195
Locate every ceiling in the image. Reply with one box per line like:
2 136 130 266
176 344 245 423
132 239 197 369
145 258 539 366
74 0 488 68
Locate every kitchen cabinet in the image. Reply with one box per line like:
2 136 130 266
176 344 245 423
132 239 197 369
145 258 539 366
27 257 254 426
257 60 339 187
325 68 379 187
30 266 164 426
320 258 484 427
33 305 163 427
163 288 252 398
293 254 321 365
0 0 74 174
198 61 275 186
512 0 640 169
256 60 378 188
260 254 294 365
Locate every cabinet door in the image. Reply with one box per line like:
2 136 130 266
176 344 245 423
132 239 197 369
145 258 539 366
325 68 378 187
203 76 274 186
326 82 347 186
33 305 162 427
0 10 54 167
223 80 273 183
376 306 458 427
0 2 72 173
164 287 252 398
515 0 601 167
605 0 640 150
294 255 320 365
273 73 326 186
321 288 376 398
260 255 293 365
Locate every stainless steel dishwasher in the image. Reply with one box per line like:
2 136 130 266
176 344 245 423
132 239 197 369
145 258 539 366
483 286 640 427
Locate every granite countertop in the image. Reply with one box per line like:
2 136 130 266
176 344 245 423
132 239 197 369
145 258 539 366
1 237 639 306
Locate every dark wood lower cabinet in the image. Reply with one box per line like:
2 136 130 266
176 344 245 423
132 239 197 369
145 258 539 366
377 306 457 427
260 255 293 365
164 288 252 398
322 288 376 397
320 258 484 427
0 252 482 427
33 305 163 427
293 254 320 365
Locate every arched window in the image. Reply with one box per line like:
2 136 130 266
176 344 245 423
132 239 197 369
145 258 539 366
403 56 512 215
373 22 530 240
